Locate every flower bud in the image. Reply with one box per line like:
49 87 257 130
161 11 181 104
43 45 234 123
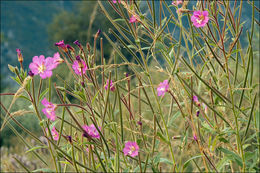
81 81 85 87
55 40 68 52
39 120 44 126
137 121 142 126
76 55 81 61
95 29 101 38
67 135 72 143
66 44 75 53
16 48 23 63
74 40 82 49
196 110 200 117
193 134 197 141
28 70 34 77
86 42 91 53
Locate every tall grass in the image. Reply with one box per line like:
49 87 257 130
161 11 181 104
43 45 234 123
1 0 259 172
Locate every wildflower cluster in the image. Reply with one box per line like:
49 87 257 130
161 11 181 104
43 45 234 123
1 1 258 172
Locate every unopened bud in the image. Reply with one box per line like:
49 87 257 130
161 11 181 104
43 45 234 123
28 70 34 77
16 49 23 63
81 81 85 87
55 40 68 52
67 136 72 143
39 120 44 126
86 42 91 53
76 55 81 61
74 40 82 49
83 131 89 139
196 110 200 117
95 29 101 38
193 134 197 141
66 44 75 53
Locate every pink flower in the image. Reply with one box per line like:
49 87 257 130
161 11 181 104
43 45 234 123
72 59 87 76
52 52 64 69
105 79 115 91
29 55 56 79
172 0 182 6
157 80 169 97
129 15 137 23
193 95 198 102
45 126 59 141
193 95 200 106
41 98 57 121
123 141 139 157
46 127 59 141
112 0 120 3
191 10 209 28
82 124 101 139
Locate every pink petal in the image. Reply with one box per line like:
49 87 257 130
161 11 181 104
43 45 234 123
38 55 45 63
29 63 39 74
32 56 39 63
41 98 49 106
202 11 209 17
190 15 197 23
193 11 201 17
45 57 55 70
44 71 53 78
53 52 60 59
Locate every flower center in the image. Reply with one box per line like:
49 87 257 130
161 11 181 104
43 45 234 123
128 146 136 155
78 67 82 72
160 87 165 92
53 132 58 138
46 108 52 115
38 64 46 73
196 15 205 24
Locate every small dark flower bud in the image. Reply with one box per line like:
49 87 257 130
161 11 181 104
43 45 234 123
74 40 82 49
76 55 81 61
137 121 142 126
81 82 85 87
66 44 74 52
83 132 89 138
28 70 34 77
196 110 200 117
67 136 72 143
97 29 101 35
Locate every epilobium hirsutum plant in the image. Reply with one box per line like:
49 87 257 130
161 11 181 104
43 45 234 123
1 0 259 172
